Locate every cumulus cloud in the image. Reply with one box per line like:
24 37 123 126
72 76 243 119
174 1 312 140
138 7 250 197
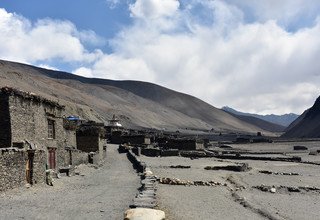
130 0 180 19
0 8 102 64
225 0 320 29
88 0 320 114
1 0 320 115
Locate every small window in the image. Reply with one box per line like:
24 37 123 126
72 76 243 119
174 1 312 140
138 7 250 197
48 119 55 139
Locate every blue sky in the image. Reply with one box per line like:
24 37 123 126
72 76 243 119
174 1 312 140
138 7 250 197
0 0 320 115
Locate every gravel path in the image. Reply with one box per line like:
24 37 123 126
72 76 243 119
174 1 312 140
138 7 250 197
0 144 140 220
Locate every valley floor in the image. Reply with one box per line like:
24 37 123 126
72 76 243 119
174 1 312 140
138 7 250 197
141 141 320 220
1 142 320 220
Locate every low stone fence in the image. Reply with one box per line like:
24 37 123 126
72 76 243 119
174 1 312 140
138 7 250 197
125 149 165 219
0 148 46 192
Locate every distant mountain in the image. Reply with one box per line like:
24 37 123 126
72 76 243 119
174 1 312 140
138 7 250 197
0 59 270 134
283 96 320 138
222 106 299 127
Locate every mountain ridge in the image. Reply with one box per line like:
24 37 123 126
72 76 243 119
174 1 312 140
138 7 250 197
222 106 299 127
0 59 273 134
283 96 320 138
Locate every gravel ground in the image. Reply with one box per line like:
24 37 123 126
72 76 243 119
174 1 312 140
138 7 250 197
141 142 320 220
0 144 140 220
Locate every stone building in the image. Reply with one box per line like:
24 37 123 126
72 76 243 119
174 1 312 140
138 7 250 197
121 134 151 145
76 121 107 164
163 138 204 151
0 87 87 191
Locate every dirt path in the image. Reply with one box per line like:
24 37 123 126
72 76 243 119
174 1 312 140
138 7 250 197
0 144 140 220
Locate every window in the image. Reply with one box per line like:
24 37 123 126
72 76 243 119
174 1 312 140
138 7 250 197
48 119 55 139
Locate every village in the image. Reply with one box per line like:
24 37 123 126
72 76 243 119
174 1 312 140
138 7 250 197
0 86 218 219
1 86 320 220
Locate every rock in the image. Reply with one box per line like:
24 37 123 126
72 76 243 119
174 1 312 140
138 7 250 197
124 208 165 220
270 187 276 193
293 145 308 151
288 187 301 192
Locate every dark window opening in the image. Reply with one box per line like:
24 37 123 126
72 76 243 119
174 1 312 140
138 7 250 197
48 119 55 139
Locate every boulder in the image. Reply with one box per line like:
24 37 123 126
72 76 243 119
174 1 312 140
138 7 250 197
124 208 165 220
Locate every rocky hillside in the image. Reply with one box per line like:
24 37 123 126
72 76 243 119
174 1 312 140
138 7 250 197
283 96 320 138
0 59 270 134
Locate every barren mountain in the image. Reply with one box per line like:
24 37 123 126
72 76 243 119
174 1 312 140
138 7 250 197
221 111 286 133
222 106 298 127
283 96 320 138
0 59 269 134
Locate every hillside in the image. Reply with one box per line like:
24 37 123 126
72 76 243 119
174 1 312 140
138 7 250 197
283 96 320 138
222 111 286 133
222 106 298 127
0 59 270 134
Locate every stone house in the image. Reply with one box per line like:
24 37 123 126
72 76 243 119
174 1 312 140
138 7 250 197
0 87 87 191
163 138 204 151
76 121 107 164
121 134 151 145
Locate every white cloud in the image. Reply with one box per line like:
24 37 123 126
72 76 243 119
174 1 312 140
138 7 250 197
130 0 180 19
0 8 102 64
224 0 320 29
73 67 94 78
38 64 59 71
1 0 320 115
85 0 320 114
106 0 120 9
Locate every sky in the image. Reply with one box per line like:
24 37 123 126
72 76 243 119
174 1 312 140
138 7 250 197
0 0 320 115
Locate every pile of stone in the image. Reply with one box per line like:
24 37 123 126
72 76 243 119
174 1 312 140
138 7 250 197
254 185 277 193
159 177 227 187
180 150 208 158
204 163 251 172
253 184 320 193
131 174 158 209
259 170 299 176
169 165 191 169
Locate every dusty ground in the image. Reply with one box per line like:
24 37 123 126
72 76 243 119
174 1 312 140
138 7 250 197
0 144 140 220
141 141 320 220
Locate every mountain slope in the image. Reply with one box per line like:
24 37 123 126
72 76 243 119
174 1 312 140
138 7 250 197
222 111 286 132
283 96 320 138
222 106 299 127
0 59 268 134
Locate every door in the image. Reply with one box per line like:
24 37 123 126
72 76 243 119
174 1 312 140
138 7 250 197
26 152 34 184
48 148 56 170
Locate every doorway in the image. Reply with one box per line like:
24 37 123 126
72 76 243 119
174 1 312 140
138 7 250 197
48 148 56 170
26 151 34 184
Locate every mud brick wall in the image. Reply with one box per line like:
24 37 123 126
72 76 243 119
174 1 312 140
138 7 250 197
0 94 11 148
0 150 45 192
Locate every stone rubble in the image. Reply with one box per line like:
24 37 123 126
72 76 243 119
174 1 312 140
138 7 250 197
254 184 320 193
259 170 299 176
159 177 227 187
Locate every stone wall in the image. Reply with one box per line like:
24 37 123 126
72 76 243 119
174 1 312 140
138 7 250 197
0 149 46 192
76 135 100 152
32 150 47 184
72 150 88 166
7 95 73 170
